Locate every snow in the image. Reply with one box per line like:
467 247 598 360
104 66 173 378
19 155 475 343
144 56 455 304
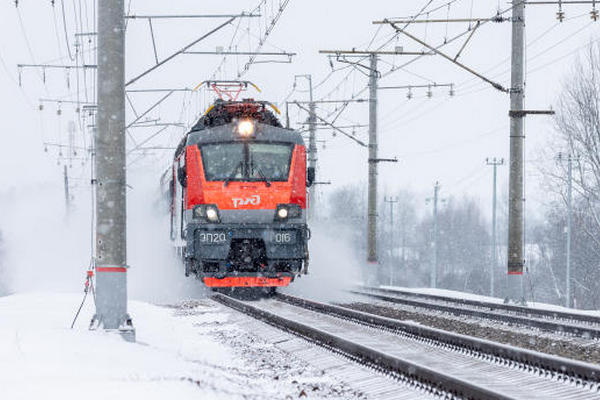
380 285 600 317
0 291 355 400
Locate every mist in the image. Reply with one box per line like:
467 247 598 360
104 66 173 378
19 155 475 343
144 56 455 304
0 181 90 294
281 219 363 303
127 169 207 304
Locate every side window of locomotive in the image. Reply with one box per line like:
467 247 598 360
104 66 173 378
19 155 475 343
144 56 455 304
200 143 245 181
248 143 293 181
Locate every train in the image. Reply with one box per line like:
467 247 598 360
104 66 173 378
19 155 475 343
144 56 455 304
162 95 313 290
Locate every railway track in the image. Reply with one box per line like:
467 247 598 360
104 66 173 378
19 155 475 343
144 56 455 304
214 292 600 400
351 286 600 339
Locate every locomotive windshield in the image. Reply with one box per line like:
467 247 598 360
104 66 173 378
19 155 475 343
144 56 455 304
201 142 293 182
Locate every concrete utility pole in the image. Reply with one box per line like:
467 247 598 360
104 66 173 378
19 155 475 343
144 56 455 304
566 155 573 308
486 158 505 297
426 182 441 288
294 74 317 219
319 49 402 272
557 152 578 308
367 54 379 264
384 196 399 285
92 0 134 340
507 1 526 299
63 165 70 212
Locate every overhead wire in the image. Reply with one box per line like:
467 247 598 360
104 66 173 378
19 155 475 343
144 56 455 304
458 13 593 94
60 0 75 61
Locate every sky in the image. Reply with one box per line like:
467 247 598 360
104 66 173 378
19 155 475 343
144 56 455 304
0 0 599 222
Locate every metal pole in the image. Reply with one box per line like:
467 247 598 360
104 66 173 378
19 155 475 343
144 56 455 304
389 199 394 285
507 1 526 299
492 161 498 297
63 165 70 212
92 0 134 340
432 181 439 288
367 54 379 266
487 158 504 297
307 76 317 220
566 155 572 307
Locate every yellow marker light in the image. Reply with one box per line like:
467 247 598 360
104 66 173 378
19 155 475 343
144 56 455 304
237 120 255 137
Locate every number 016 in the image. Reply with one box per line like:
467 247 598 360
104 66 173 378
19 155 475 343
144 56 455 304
274 232 292 243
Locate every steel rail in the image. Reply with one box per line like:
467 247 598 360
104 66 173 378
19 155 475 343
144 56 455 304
351 289 600 339
362 286 600 324
357 286 600 333
276 293 600 387
213 293 511 400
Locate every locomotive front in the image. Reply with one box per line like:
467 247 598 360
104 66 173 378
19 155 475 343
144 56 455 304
169 100 312 288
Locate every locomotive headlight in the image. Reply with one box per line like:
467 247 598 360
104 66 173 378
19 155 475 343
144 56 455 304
193 204 220 223
205 206 219 222
277 208 289 219
237 119 255 137
275 204 301 221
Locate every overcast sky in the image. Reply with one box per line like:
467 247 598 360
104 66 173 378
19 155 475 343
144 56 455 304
1 0 599 220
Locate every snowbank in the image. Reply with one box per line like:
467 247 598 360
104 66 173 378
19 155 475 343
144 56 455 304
0 292 352 400
380 285 600 317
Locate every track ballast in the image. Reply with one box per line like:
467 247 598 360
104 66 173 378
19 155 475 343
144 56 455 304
214 292 600 400
353 286 600 339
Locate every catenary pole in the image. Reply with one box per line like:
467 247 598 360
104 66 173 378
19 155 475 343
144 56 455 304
507 1 526 300
92 0 134 340
384 196 399 285
487 158 504 297
368 54 379 265
566 154 573 307
318 50 399 276
63 165 70 212
291 74 317 219
305 76 317 219
432 182 440 288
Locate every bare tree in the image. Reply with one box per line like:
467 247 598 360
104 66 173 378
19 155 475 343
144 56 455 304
415 196 490 294
535 42 600 309
552 42 600 228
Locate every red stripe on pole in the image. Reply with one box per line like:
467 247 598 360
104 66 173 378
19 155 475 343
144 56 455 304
507 271 523 275
97 267 127 273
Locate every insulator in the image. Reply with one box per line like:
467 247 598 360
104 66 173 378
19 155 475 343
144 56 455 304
57 108 62 116
591 9 599 21
407 89 413 100
557 10 565 22
39 104 44 111
44 145 48 152
427 87 433 98
449 86 455 97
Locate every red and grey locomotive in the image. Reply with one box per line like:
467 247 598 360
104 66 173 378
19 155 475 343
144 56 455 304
163 96 313 288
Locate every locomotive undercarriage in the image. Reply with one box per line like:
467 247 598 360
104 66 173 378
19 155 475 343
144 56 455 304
184 223 308 281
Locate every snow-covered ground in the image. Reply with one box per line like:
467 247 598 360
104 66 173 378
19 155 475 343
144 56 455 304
380 285 600 317
0 292 362 400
